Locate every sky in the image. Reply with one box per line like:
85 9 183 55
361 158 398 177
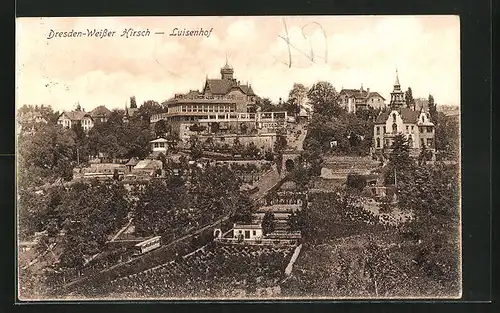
16 16 460 113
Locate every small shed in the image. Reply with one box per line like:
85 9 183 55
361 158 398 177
132 159 163 176
233 223 263 240
125 157 140 172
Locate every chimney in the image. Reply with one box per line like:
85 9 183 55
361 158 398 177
367 88 370 95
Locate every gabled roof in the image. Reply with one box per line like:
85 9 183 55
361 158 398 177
125 157 140 166
205 79 234 95
340 89 385 100
400 108 421 123
204 79 255 96
133 159 162 169
150 137 168 143
90 105 112 117
240 84 256 96
367 92 386 100
374 108 421 124
233 224 262 229
61 111 92 121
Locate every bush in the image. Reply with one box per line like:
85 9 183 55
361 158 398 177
346 174 367 191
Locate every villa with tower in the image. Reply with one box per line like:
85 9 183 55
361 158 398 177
371 69 436 161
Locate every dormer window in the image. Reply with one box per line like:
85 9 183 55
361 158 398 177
392 113 396 122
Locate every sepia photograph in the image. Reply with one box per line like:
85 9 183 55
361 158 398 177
16 15 461 301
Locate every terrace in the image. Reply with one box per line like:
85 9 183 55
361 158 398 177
105 242 296 298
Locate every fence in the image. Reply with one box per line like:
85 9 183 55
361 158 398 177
215 237 298 246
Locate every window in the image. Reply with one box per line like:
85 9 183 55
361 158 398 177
420 127 424 133
376 138 380 148
383 126 386 133
427 138 433 147
252 230 256 236
427 126 433 133
392 123 397 133
406 126 409 133
376 126 380 135
421 138 425 147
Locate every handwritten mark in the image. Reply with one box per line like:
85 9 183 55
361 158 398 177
277 18 329 68
301 22 328 63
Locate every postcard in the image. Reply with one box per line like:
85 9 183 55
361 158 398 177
16 15 461 301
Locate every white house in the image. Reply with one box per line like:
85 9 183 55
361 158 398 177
233 223 263 240
150 138 168 154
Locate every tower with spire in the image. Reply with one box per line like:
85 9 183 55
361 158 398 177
389 68 405 109
220 54 234 80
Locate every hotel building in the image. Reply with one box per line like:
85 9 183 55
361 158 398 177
151 62 288 146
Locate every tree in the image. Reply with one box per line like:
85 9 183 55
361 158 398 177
262 211 275 235
397 163 460 290
346 174 367 191
301 189 378 242
405 87 415 109
18 123 76 183
210 122 220 134
307 81 341 118
232 137 244 155
167 131 180 150
435 112 459 159
239 123 248 134
428 94 438 125
154 119 169 138
258 98 283 112
244 141 260 158
189 123 206 135
378 195 393 213
137 100 163 123
288 210 306 232
418 145 433 165
230 195 254 224
70 122 89 164
288 83 308 116
57 181 130 270
384 134 415 185
189 136 203 160
130 96 137 109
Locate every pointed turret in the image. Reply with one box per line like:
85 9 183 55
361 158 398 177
389 68 405 109
394 68 400 87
